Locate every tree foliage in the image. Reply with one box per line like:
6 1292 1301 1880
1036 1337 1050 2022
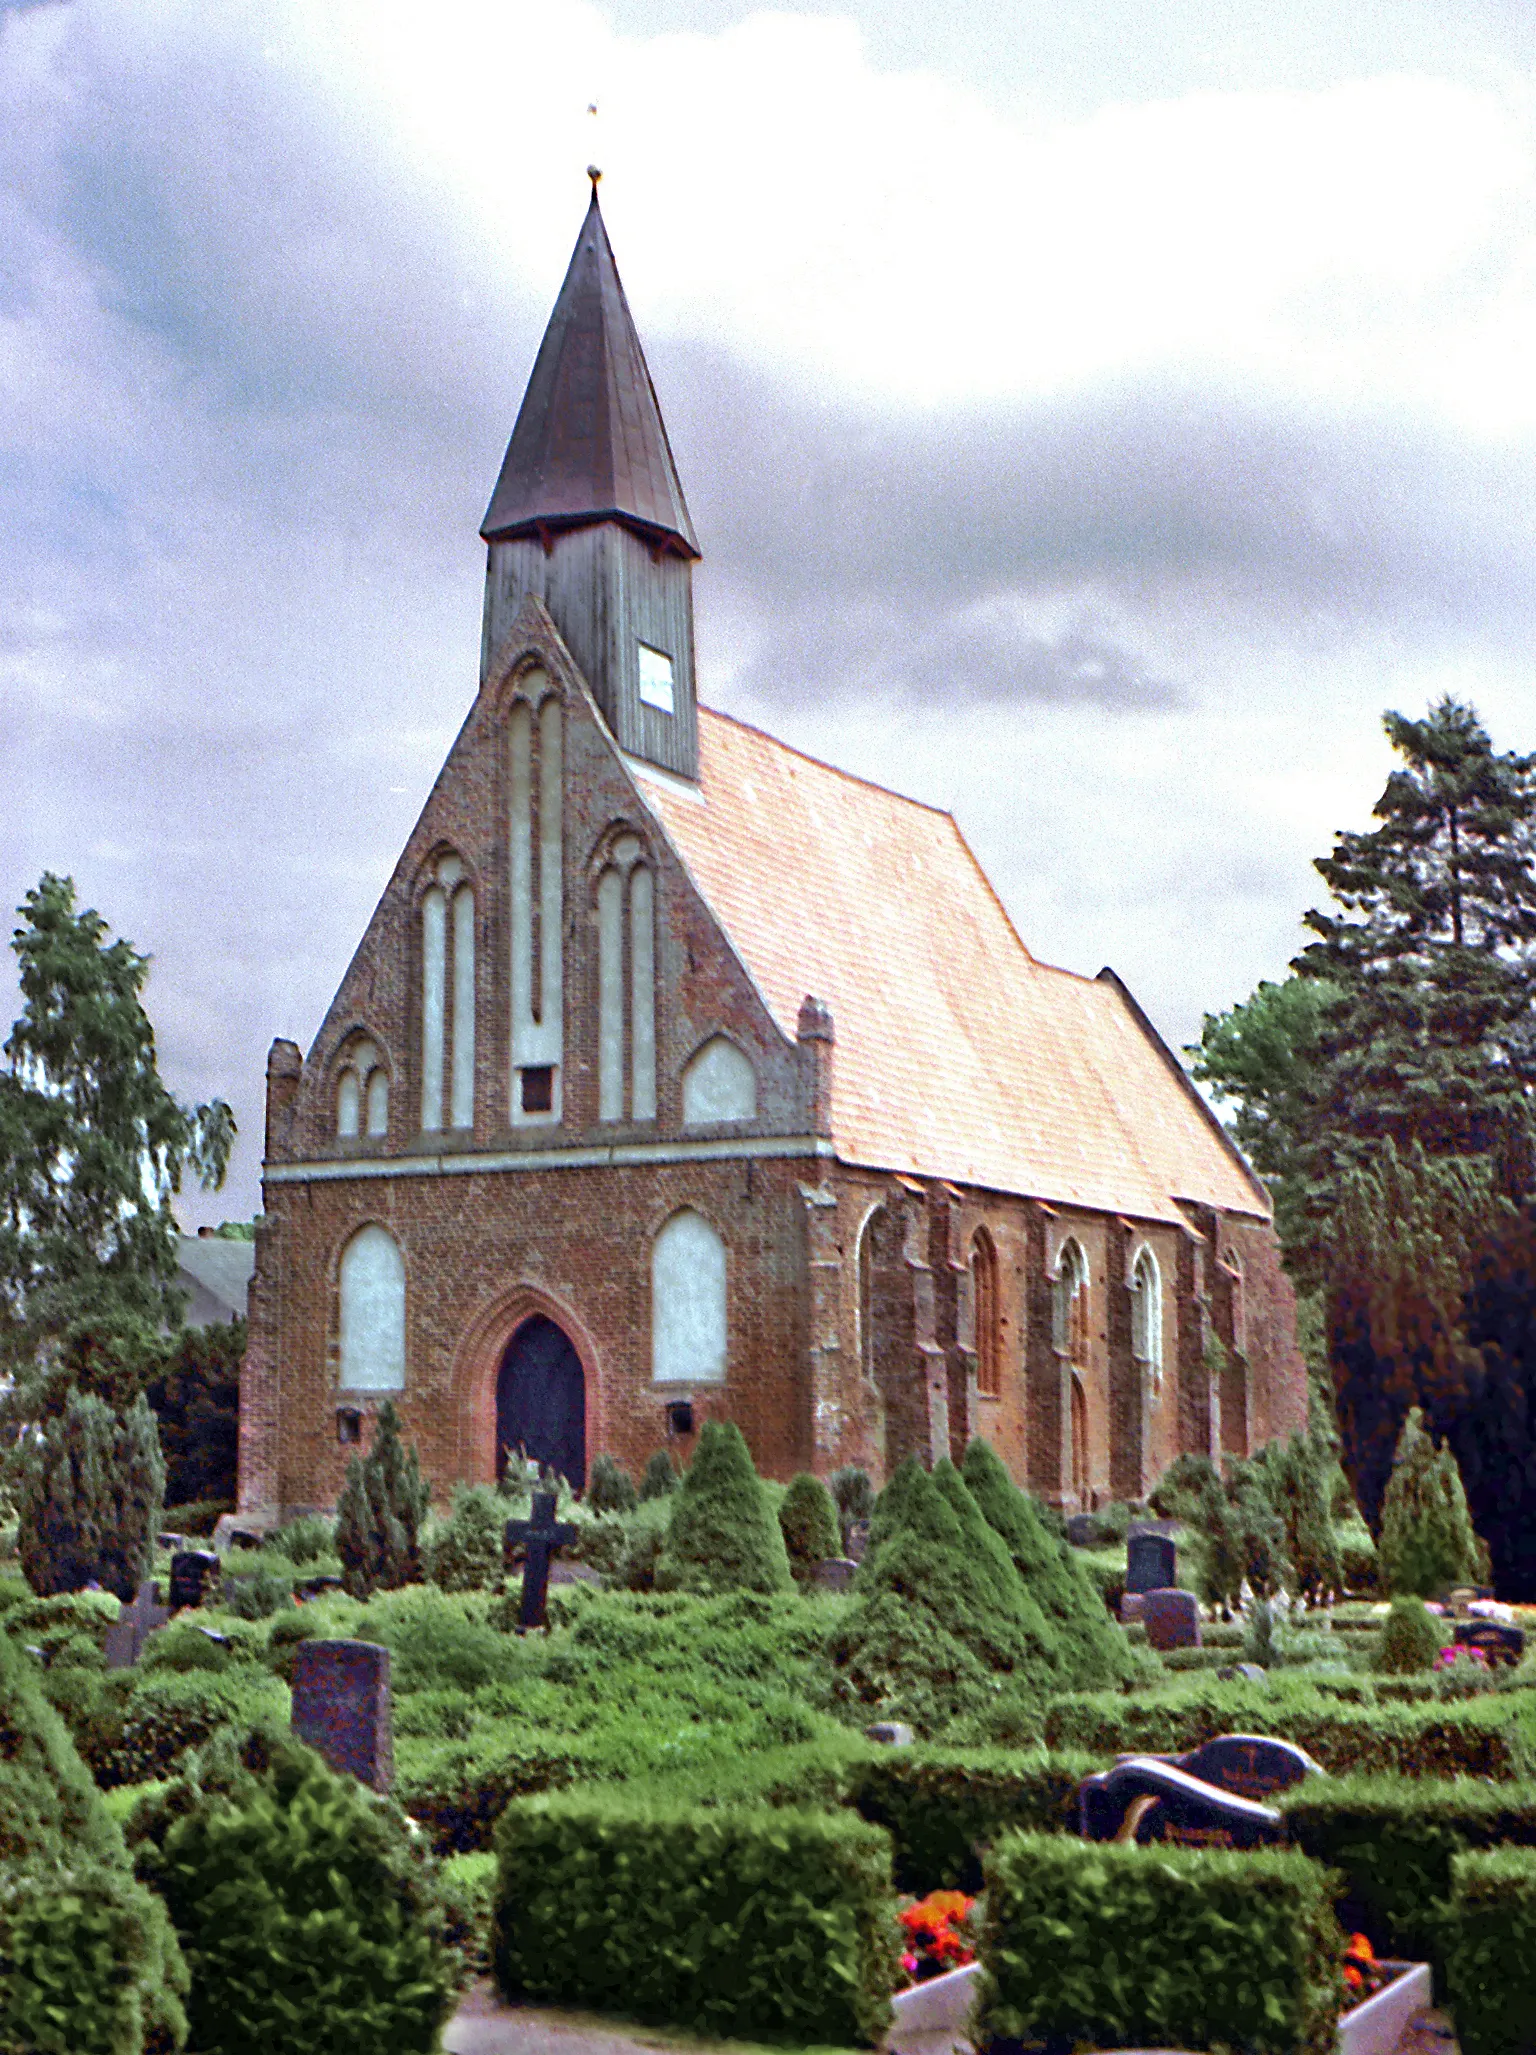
146 1316 243 1510
777 1471 841 1582
336 1401 431 1600
1440 1207 1536 1599
0 873 234 1422
15 1387 165 1599
1377 1406 1485 1599
653 1421 792 1596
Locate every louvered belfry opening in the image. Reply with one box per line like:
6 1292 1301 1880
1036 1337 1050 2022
479 181 701 780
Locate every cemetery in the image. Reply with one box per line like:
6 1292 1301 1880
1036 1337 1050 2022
6 1410 1536 2055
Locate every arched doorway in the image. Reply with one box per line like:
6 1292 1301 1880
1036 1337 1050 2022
495 1315 586 1489
1070 1373 1090 1508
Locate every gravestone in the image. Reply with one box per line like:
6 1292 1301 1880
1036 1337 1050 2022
103 1579 171 1669
504 1490 578 1630
295 1572 344 1602
1216 1662 1269 1686
1079 1756 1283 1849
291 1638 393 1791
1120 1593 1146 1622
1141 1587 1200 1651
814 1557 859 1592
168 1549 221 1612
1454 1618 1526 1667
844 1519 870 1563
1066 1512 1100 1548
866 1721 915 1746
1127 1530 1178 1595
1174 1733 1319 1800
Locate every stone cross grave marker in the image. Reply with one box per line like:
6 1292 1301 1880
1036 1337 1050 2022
1126 1529 1178 1595
103 1578 171 1669
1141 1586 1200 1650
505 1490 578 1630
1079 1756 1284 1849
168 1549 221 1612
291 1639 393 1792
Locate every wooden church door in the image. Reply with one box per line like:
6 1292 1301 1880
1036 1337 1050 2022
496 1316 587 1490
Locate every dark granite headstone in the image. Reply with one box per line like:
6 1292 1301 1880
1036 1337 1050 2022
813 1557 858 1592
1079 1756 1283 1849
168 1549 221 1612
1174 1733 1319 1800
295 1573 344 1602
504 1491 578 1629
1066 1512 1100 1547
103 1579 171 1669
1127 1531 1178 1595
1141 1587 1200 1651
291 1638 393 1791
1454 1618 1526 1667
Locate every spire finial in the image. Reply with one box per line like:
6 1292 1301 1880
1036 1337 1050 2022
587 164 602 198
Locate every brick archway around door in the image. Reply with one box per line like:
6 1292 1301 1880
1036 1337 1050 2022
455 1283 605 1489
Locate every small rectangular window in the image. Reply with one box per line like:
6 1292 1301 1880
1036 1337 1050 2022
637 642 675 715
520 1065 554 1115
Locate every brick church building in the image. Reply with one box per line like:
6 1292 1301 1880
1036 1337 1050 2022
237 184 1307 1524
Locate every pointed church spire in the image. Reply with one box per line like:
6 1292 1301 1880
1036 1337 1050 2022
481 177 700 558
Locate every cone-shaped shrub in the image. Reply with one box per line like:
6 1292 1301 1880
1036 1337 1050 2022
586 1453 638 1515
961 1437 1134 1691
1379 1408 1485 1598
653 1421 793 1594
336 1400 431 1599
1372 1595 1444 1675
639 1450 677 1501
17 1388 165 1600
779 1472 842 1581
427 1484 505 1592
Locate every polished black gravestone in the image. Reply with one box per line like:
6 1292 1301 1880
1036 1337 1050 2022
1078 1756 1284 1849
1141 1587 1200 1650
103 1579 171 1669
1173 1733 1319 1800
1126 1530 1178 1595
505 1491 578 1630
291 1639 393 1791
1454 1617 1526 1667
168 1549 221 1612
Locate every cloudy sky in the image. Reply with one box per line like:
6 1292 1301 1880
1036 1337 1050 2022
5 0 1536 1225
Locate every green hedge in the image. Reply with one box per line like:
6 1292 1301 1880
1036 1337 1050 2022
1448 1849 1536 2055
0 1860 187 2055
492 1792 899 2046
1044 1681 1530 1778
46 1664 290 1787
1282 1776 1536 1974
849 1747 1102 1891
973 1832 1345 2055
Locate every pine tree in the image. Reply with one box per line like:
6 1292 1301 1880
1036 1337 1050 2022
16 1388 165 1599
335 1401 431 1599
652 1420 792 1595
1257 1430 1344 1602
638 1450 677 1501
1377 1407 1484 1598
1442 1206 1536 1598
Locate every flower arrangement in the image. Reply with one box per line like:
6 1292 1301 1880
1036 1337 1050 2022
1342 1931 1392 2003
1435 1643 1490 1673
898 1891 976 1984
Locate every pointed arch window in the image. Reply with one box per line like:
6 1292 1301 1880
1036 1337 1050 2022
335 1038 389 1140
1130 1245 1163 1395
857 1207 879 1384
339 1225 406 1392
682 1036 756 1126
971 1228 1002 1398
420 853 475 1134
652 1209 726 1385
1053 1239 1090 1367
1225 1249 1247 1355
596 831 656 1124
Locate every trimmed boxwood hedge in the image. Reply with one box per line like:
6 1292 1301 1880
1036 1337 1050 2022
1044 1682 1531 1778
973 1832 1345 2055
1281 1775 1536 1972
849 1747 1103 1891
492 1792 900 2046
1447 1848 1536 2055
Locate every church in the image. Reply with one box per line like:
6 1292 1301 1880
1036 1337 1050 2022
237 183 1307 1525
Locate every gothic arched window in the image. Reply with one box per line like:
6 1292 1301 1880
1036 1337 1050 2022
1130 1245 1163 1395
971 1228 1001 1398
1053 1239 1090 1367
420 852 475 1134
651 1209 727 1385
596 831 656 1124
339 1224 406 1391
335 1038 389 1140
857 1207 879 1384
682 1036 756 1125
1226 1249 1247 1355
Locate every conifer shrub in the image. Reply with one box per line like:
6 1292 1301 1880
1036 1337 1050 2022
1373 1594 1445 1674
335 1399 431 1599
778 1471 841 1582
973 1833 1345 2055
1379 1407 1486 1598
851 1747 1105 1890
652 1421 792 1595
1259 1429 1345 1600
586 1452 638 1514
426 1483 505 1591
16 1388 165 1600
639 1449 677 1500
493 1791 899 2045
263 1513 334 1565
129 1729 456 2055
829 1464 875 1546
0 1631 188 2055
1447 1848 1536 2055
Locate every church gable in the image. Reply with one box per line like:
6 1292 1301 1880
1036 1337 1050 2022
267 603 812 1169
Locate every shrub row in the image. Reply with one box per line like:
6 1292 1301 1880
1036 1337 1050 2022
1044 1682 1530 1778
493 1793 899 2046
1448 1849 1536 2055
849 1747 1102 1891
973 1833 1344 2055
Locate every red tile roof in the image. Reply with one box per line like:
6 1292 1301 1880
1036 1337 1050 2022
631 708 1268 1224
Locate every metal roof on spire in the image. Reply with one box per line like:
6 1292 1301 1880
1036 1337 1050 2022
480 175 700 557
